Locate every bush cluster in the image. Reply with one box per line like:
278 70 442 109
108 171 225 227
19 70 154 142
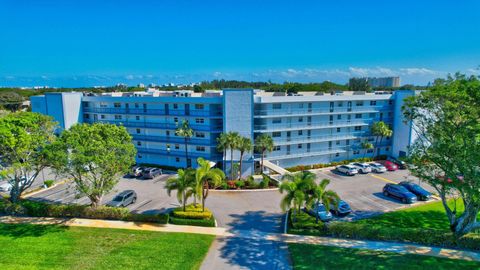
169 204 216 227
43 180 55 188
217 175 278 190
286 156 387 172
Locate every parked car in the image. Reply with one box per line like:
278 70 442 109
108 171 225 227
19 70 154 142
106 190 137 207
330 200 352 216
399 181 431 201
383 184 417 204
0 177 28 192
350 162 372 174
336 165 358 176
128 166 144 178
305 203 333 222
386 156 407 169
380 160 398 171
142 168 162 179
369 162 387 173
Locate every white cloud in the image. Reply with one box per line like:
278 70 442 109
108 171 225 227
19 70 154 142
399 68 438 75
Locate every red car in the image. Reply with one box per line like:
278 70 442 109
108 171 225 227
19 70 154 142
381 160 398 171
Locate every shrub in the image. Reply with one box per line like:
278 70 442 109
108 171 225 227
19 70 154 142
125 213 169 224
169 204 215 227
43 180 55 188
226 180 236 189
244 176 257 189
218 182 228 190
169 216 216 227
173 210 212 220
234 180 245 189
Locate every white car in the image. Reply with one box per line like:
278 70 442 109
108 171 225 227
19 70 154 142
0 182 12 192
369 163 387 173
336 165 358 176
351 162 372 174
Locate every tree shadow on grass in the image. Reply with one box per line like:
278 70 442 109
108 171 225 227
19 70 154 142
217 211 292 270
0 223 67 238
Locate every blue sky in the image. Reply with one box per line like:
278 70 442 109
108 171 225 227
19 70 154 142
1 0 479 87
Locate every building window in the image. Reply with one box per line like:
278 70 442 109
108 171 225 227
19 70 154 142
83 102 89 108
298 117 303 122
195 132 205 138
298 144 302 149
84 114 90 119
337 127 341 133
389 100 393 105
353 150 360 155
175 157 180 162
298 130 303 136
368 137 374 142
356 101 364 106
355 113 362 119
173 104 178 109
138 154 142 158
338 101 343 107
175 144 180 149
166 130 170 136
367 149 374 153
195 118 205 124
337 115 342 120
354 126 362 131
272 103 282 109
272 118 282 124
114 103 121 108
114 115 122 120
299 103 304 109
195 104 204 110
369 113 376 118
137 141 142 146
370 100 377 106
336 140 340 145
135 103 139 108
346 139 350 145
335 153 340 157
174 117 178 123
196 146 205 152
100 115 106 119
100 102 107 108
273 146 281 151
386 147 390 151
136 115 140 120
136 128 141 134
272 132 281 137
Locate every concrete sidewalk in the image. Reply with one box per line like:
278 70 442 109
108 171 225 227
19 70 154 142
1 215 479 263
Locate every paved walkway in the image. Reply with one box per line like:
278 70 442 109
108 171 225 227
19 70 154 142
1 215 479 264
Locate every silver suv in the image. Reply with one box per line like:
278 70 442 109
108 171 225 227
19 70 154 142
336 165 358 176
106 190 137 207
142 168 162 179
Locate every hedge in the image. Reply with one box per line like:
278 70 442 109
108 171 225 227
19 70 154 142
169 216 216 227
286 155 387 172
287 211 480 251
2 200 169 224
169 204 216 227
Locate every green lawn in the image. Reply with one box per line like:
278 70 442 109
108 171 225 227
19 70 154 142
0 223 214 270
288 243 480 270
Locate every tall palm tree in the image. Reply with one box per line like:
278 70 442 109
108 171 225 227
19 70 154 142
378 125 393 156
306 179 340 223
216 133 228 171
279 171 317 220
165 168 196 212
195 157 225 212
226 132 241 180
360 141 374 159
237 137 253 179
371 121 386 158
175 120 194 168
254 134 274 174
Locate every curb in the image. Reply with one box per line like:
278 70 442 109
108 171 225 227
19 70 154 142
22 179 72 198
209 187 279 193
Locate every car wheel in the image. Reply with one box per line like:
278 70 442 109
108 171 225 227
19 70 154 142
383 191 389 197
132 197 136 203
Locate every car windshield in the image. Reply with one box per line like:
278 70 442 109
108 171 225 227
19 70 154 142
113 196 123 202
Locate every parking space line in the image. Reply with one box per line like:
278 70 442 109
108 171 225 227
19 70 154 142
370 174 397 184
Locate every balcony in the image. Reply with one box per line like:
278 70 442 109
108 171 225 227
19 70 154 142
254 120 372 132
261 147 348 160
136 147 221 159
272 132 368 145
84 119 223 132
254 105 393 118
83 107 222 118
131 134 215 146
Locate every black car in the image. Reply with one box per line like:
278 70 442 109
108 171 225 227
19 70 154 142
330 200 352 216
399 181 431 201
383 184 417 204
386 156 407 169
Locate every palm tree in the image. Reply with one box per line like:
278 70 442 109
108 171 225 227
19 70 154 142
378 125 393 156
165 168 196 212
216 133 228 171
306 179 340 223
226 132 241 180
175 120 194 168
279 171 317 220
360 141 374 159
237 137 253 179
195 157 225 212
371 121 386 158
254 134 274 174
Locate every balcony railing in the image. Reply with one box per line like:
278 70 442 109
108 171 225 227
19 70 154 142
84 119 223 132
254 120 371 132
83 107 222 117
136 147 222 159
254 105 393 117
131 134 215 146
272 132 368 145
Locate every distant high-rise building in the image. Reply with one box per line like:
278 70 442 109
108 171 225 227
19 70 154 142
367 77 400 88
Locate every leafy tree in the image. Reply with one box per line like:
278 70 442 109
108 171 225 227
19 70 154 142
193 85 204 93
0 92 24 111
175 120 194 168
0 112 57 202
165 168 196 212
194 158 225 212
48 123 136 208
254 134 275 174
226 132 241 180
360 141 374 159
237 137 253 179
279 171 316 220
306 179 339 223
403 74 480 237
348 78 370 92
216 133 228 170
